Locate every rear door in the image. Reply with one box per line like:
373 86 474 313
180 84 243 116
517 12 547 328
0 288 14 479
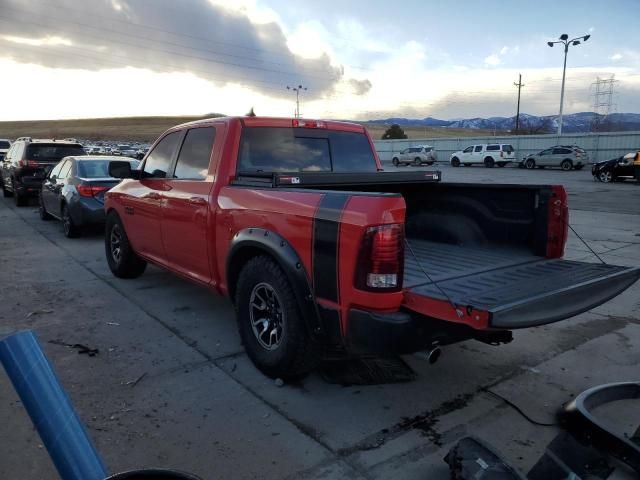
161 125 219 284
42 160 64 214
124 131 182 263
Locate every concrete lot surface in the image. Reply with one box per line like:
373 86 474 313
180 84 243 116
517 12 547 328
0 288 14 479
1 167 639 479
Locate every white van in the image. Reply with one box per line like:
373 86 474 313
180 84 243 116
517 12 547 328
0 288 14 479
450 144 515 168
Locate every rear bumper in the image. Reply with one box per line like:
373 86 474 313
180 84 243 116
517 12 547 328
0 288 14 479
347 308 510 354
69 197 106 225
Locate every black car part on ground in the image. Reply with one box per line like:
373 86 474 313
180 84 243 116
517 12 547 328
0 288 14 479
444 436 526 480
559 381 640 474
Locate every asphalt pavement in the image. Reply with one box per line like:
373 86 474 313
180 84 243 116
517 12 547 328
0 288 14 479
0 166 638 479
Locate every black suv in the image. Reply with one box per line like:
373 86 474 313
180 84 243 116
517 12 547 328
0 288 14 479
1 137 86 206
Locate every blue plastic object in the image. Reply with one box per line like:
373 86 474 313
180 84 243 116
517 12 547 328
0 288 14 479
0 331 108 480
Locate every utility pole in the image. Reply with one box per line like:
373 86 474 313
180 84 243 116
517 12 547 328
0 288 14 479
513 74 524 134
286 84 307 118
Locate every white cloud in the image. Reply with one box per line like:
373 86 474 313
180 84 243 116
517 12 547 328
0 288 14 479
500 46 509 55
484 54 501 66
2 35 72 47
610 53 623 61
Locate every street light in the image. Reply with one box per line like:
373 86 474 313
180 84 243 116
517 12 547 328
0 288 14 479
548 33 590 135
286 84 307 118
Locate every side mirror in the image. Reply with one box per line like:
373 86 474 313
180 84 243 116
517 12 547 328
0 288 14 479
108 161 138 179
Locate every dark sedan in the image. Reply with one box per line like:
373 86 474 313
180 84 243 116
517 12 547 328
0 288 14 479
592 154 635 183
39 156 139 237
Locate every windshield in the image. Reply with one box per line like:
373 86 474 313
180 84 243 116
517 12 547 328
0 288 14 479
238 127 377 173
26 144 86 162
77 159 139 178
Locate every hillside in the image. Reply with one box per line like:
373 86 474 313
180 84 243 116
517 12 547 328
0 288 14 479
0 116 505 142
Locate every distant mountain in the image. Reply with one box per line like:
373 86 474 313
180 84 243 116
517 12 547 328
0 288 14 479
366 112 640 133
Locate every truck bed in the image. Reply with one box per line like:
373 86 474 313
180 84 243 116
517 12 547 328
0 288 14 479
404 239 639 329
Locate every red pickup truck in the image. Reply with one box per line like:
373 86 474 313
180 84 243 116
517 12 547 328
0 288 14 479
104 116 639 379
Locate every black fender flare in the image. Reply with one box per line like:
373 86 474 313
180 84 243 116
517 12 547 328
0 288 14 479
226 228 325 342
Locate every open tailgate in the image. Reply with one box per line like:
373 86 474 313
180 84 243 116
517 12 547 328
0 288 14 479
403 241 640 329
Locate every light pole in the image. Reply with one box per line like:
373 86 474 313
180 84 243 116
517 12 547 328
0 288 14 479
547 33 590 135
286 84 307 118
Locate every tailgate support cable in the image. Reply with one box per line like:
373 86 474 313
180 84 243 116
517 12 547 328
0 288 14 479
565 222 606 265
404 239 463 319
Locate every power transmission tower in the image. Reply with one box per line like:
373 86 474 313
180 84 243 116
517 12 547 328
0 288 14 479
286 84 307 118
590 75 616 132
513 74 524 134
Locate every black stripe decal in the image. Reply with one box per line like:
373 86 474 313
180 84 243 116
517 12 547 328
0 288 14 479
313 193 349 302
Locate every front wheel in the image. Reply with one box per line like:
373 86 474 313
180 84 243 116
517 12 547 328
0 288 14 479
525 159 536 169
392 157 399 166
561 159 573 171
236 256 318 379
451 157 460 167
598 170 613 183
39 192 52 220
105 211 147 278
413 157 422 166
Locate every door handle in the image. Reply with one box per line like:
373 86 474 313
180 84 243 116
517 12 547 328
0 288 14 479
188 197 207 206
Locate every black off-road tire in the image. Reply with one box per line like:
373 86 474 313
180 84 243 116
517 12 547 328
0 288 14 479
39 192 52 220
105 211 147 278
235 255 319 380
451 157 460 167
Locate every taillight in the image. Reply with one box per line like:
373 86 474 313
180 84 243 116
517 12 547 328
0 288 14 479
355 224 404 291
77 184 109 197
19 159 39 167
546 185 569 258
500 151 504 158
292 119 326 128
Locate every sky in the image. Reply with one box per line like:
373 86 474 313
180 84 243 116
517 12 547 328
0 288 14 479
0 0 639 121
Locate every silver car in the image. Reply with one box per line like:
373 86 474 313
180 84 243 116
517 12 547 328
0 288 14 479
391 145 437 166
522 145 588 171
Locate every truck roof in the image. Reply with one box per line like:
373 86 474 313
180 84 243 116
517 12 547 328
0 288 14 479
173 116 366 133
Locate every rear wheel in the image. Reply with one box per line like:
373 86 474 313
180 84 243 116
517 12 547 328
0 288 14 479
61 204 80 238
561 159 573 171
236 255 318 379
451 157 460 167
12 180 26 206
39 192 52 220
484 157 495 168
525 158 536 169
414 157 422 166
105 211 147 278
392 157 399 166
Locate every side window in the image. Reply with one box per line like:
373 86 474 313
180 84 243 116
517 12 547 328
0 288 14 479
173 127 215 180
463 146 473 153
143 132 181 179
49 161 64 179
474 145 483 152
58 160 72 179
486 145 500 151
